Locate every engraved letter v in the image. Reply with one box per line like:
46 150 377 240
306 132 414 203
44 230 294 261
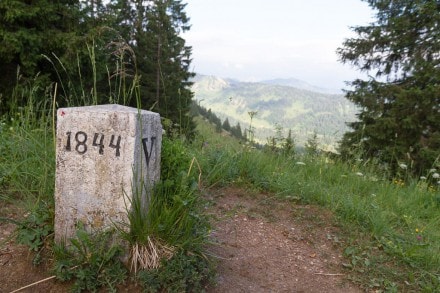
142 137 156 167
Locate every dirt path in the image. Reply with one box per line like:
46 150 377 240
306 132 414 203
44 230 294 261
204 187 361 293
0 204 71 293
1 187 362 292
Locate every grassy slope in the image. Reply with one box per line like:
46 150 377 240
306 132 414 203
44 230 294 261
195 116 440 292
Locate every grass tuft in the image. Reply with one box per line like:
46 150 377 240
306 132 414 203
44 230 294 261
130 238 174 273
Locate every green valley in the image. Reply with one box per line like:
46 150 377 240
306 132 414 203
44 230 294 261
192 74 358 151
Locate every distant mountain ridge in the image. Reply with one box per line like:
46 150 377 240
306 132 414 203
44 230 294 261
191 74 358 150
259 78 342 95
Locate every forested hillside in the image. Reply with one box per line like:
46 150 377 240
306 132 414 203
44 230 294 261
260 78 342 95
192 75 358 149
0 0 195 137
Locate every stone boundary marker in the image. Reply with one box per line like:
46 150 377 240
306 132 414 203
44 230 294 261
54 104 162 243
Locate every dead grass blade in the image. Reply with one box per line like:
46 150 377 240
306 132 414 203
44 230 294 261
130 236 175 274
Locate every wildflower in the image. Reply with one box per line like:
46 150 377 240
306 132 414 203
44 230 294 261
420 176 427 180
295 162 306 166
429 168 437 173
9 127 13 131
393 179 405 186
433 173 440 179
415 228 419 233
355 172 364 177
399 163 407 170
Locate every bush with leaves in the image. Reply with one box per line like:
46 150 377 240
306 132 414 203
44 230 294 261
137 251 214 293
53 224 127 293
16 201 54 265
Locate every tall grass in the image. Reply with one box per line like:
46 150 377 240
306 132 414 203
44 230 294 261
0 78 55 201
195 118 440 291
0 41 214 291
118 137 211 256
0 79 56 263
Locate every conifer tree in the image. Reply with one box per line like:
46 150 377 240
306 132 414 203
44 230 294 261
136 0 195 138
236 122 243 139
305 131 319 157
231 122 243 139
338 0 440 175
222 118 231 132
283 129 295 157
0 0 196 133
0 0 126 110
0 0 80 113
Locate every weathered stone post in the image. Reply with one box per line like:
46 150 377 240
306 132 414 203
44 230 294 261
54 104 162 243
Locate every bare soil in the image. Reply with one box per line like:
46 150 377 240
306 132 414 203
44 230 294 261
1 187 362 292
204 187 361 293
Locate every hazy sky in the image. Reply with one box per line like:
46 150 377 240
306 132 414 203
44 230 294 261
183 0 375 91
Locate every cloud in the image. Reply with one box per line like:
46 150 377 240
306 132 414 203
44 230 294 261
183 0 373 88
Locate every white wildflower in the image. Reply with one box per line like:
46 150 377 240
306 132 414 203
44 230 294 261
429 168 437 173
356 172 364 177
420 176 427 180
295 162 306 166
399 163 407 170
433 173 440 179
